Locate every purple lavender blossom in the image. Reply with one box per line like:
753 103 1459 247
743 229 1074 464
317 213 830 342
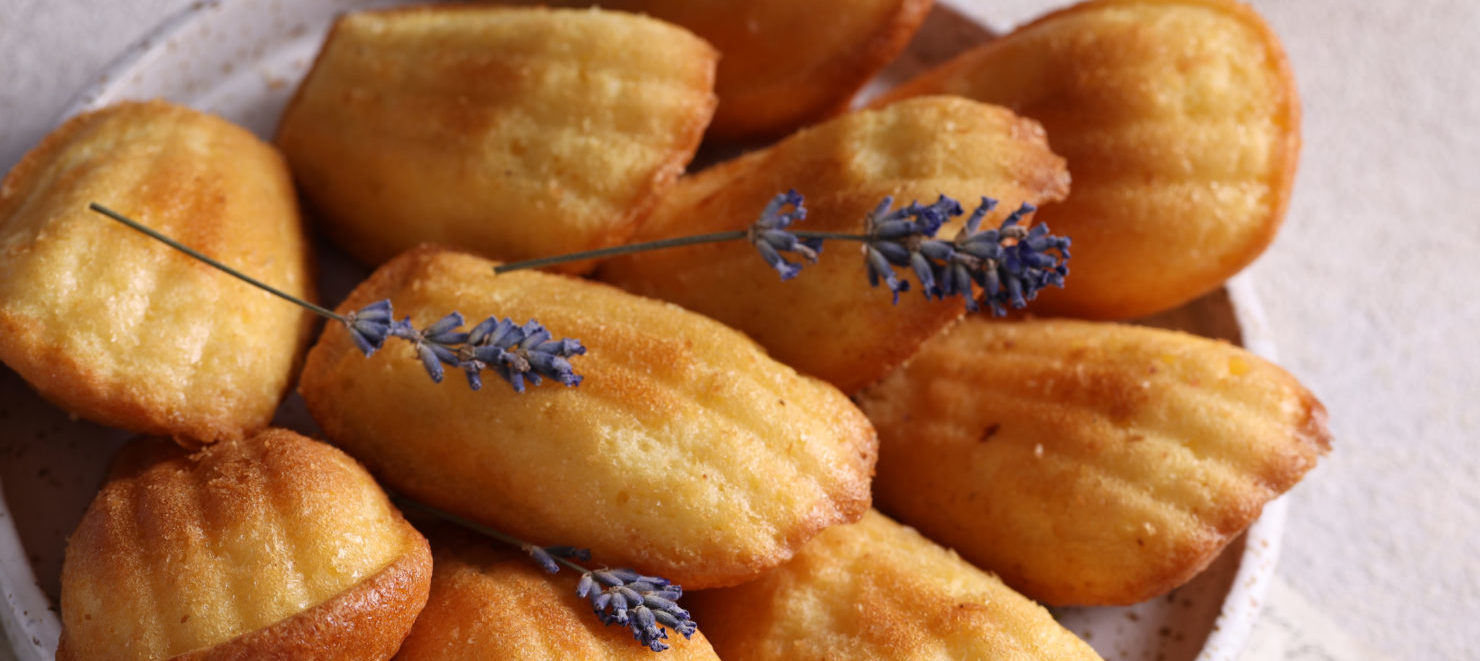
862 195 957 303
576 568 697 652
343 299 395 356
747 189 821 280
341 300 585 393
937 198 1071 315
523 544 593 575
861 195 1070 314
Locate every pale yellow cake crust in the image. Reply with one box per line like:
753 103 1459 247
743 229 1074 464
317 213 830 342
0 100 316 445
857 318 1331 605
395 526 720 660
276 5 718 273
301 246 877 589
877 0 1300 319
526 0 933 140
58 429 431 660
687 510 1103 660
598 96 1070 394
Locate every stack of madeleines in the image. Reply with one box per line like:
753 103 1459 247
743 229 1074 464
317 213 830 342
0 1 1326 659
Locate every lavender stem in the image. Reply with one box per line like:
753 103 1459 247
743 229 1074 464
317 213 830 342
493 231 748 274
88 203 347 322
392 496 589 574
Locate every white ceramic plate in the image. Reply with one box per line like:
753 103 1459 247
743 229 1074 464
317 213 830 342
0 2 1285 659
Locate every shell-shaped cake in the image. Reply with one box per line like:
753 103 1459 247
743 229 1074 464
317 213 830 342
276 6 718 272
598 97 1069 393
530 0 931 140
395 527 721 660
687 510 1102 660
877 0 1300 319
857 318 1331 605
300 246 877 589
58 429 432 660
0 100 315 444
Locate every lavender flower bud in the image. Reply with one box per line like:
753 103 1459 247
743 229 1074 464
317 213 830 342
523 544 562 575
343 299 395 356
747 190 819 280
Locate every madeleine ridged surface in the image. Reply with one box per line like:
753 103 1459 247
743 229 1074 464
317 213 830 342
877 0 1299 319
857 318 1331 605
598 97 1069 393
527 0 931 140
276 6 717 272
300 246 876 588
396 527 719 660
59 429 432 660
687 510 1101 660
0 100 314 444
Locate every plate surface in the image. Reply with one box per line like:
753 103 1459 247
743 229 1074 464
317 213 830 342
0 1 1283 659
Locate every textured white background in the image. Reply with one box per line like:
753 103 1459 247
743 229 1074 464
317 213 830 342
2 1 1476 659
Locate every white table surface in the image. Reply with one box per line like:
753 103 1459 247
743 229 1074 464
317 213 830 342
2 1 1476 659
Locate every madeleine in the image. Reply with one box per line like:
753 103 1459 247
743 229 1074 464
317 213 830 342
528 0 931 140
300 246 876 588
59 429 432 660
687 510 1101 660
276 6 717 272
396 527 720 660
598 97 1069 393
877 0 1300 319
0 100 315 445
857 318 1331 605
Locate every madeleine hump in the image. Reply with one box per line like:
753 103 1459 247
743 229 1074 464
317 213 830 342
300 246 877 589
276 5 718 273
527 0 931 140
857 318 1330 606
877 0 1300 319
687 510 1102 661
58 429 431 661
0 100 316 445
397 525 721 659
598 96 1070 393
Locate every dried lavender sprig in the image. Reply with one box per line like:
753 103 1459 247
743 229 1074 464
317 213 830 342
89 203 585 393
348 300 586 393
485 192 1070 316
398 498 696 653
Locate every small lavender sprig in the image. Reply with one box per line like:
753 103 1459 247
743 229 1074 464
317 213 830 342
399 498 697 653
88 203 584 393
356 307 587 393
493 191 1071 315
577 568 697 651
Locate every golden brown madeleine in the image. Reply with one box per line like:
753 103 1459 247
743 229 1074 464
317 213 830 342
598 97 1069 394
876 0 1300 319
528 0 932 140
857 318 1331 605
687 510 1101 660
58 429 432 660
276 6 717 272
300 246 876 588
0 100 314 444
396 527 720 660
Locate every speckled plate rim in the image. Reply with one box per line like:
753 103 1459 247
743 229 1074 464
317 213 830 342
0 2 1287 659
